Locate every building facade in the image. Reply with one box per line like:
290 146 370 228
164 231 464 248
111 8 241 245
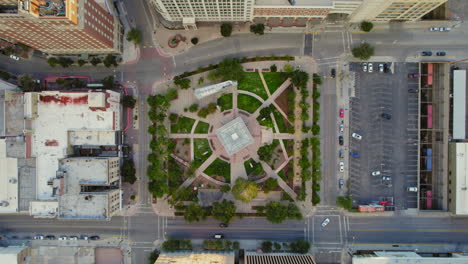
150 0 447 25
0 0 122 54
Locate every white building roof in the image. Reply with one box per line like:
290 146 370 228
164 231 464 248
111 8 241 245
0 139 18 213
215 117 254 156
68 130 117 146
452 143 468 215
0 246 27 264
30 200 58 217
453 70 466 140
27 91 120 201
194 80 237 100
353 251 468 264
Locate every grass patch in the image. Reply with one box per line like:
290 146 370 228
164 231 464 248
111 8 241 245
193 139 212 168
171 116 196 133
204 158 231 182
238 94 262 114
272 109 288 133
194 121 210 134
238 72 268 100
258 115 275 131
244 159 264 177
217 93 233 111
263 72 287 94
284 139 294 157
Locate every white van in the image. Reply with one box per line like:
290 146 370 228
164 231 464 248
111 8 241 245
407 187 418 192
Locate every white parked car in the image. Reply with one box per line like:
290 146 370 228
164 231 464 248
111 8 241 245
69 236 78 240
407 187 418 192
378 63 384 73
429 27 439 31
339 161 344 172
9 54 19 61
362 62 367 72
352 133 362 140
339 122 344 133
371 171 381 176
368 62 373 73
58 236 68 241
440 27 451 32
321 218 330 227
33 235 44 240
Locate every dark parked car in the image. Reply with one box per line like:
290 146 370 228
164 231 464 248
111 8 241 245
45 235 56 240
381 113 392 120
383 63 390 73
331 68 336 78
436 51 446 56
408 88 419 93
338 136 344 146
219 223 228 228
421 51 432 56
89 236 100 240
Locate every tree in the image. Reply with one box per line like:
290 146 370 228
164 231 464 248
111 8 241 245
265 201 288 224
148 249 160 263
165 87 178 101
220 184 231 193
274 242 282 251
162 238 180 252
198 77 204 85
127 28 142 45
101 75 115 89
288 69 309 89
351 43 374 60
121 159 136 184
188 103 199 113
58 57 73 68
233 241 240 250
210 58 244 82
77 59 87 67
212 199 237 224
312 73 322 86
0 71 11 80
47 57 59 67
90 57 102 66
3 46 14 56
250 23 265 35
220 23 233 37
232 178 258 202
121 95 136 109
290 240 310 254
283 64 294 73
270 64 277 72
287 203 302 220
148 180 169 198
360 21 374 32
16 42 31 52
336 196 353 210
261 241 272 253
103 54 118 68
18 74 37 92
312 124 320 135
263 178 278 193
312 192 321 205
184 203 207 222
174 78 191 89
191 37 199 45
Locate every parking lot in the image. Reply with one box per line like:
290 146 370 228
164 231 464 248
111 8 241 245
348 62 419 210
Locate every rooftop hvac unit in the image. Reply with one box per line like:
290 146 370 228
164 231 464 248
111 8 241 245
0 201 9 207
9 178 17 184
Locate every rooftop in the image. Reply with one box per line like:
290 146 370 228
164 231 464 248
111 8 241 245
27 90 120 200
156 252 235 264
353 251 468 264
0 139 19 213
57 157 118 219
0 88 23 137
194 80 237 100
255 0 334 7
215 117 254 156
451 142 468 215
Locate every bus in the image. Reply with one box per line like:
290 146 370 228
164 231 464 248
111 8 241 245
427 63 433 85
427 105 433 129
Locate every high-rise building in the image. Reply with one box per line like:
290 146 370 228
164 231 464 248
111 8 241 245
150 0 447 25
0 0 122 55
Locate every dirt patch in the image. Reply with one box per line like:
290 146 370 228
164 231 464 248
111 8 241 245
122 181 138 207
173 139 191 162
280 161 294 189
274 84 293 116
270 144 286 170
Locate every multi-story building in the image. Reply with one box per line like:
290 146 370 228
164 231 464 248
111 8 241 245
150 0 447 26
0 0 122 54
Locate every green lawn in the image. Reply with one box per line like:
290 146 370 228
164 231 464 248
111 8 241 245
193 139 212 168
238 94 263 114
263 72 287 94
258 116 275 131
194 121 210 134
204 158 230 182
238 72 268 100
284 139 294 157
171 116 196 133
272 109 288 133
217 93 233 111
244 159 264 177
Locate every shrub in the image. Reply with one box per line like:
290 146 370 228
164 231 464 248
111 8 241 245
90 57 102 66
263 178 278 193
191 37 199 45
47 57 58 67
121 95 136 109
270 64 277 72
290 240 310 254
250 24 265 35
220 23 233 37
360 21 374 32
220 184 231 193
174 78 191 89
77 59 87 67
127 28 142 45
57 57 73 67
261 241 272 253
121 159 137 184
336 196 353 210
103 54 118 68
198 77 204 85
188 103 199 113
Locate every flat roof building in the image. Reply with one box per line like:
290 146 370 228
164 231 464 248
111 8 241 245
156 252 235 264
194 80 237 100
24 90 121 219
0 138 19 213
453 70 466 140
353 251 468 264
215 117 254 156
448 142 468 215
